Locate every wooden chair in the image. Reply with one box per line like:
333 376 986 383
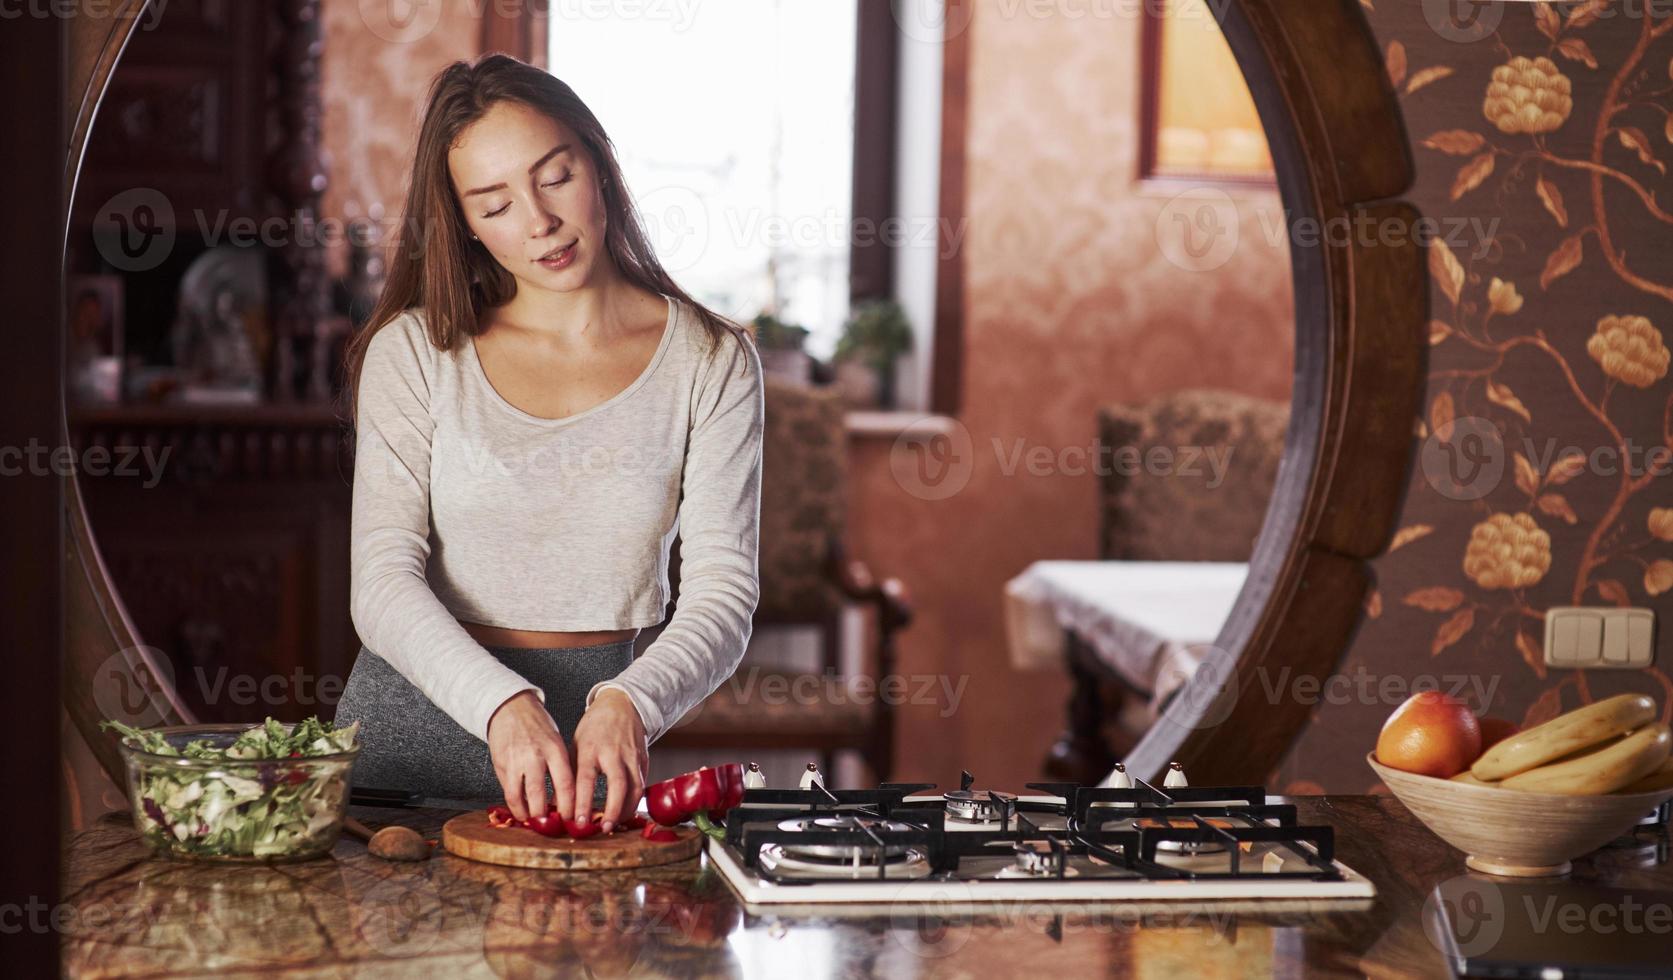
654 378 912 782
1045 388 1289 783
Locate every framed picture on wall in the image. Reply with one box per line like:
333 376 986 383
1139 0 1276 184
67 273 124 404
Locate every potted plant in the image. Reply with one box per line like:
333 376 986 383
748 312 813 384
833 298 912 408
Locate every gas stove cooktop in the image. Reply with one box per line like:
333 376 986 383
706 770 1376 905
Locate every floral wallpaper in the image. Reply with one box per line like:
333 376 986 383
1278 0 1673 793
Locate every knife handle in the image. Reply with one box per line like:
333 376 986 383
348 785 421 808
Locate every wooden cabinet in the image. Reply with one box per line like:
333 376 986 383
69 404 356 723
77 0 273 231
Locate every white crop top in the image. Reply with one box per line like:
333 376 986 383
348 294 764 745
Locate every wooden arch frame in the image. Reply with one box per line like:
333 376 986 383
56 0 1425 790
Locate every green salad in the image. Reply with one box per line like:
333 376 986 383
101 717 361 859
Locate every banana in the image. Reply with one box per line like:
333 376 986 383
1471 693 1657 780
1615 756 1673 795
1499 722 1670 795
1450 770 1494 786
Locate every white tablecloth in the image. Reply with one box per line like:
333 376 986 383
1003 560 1248 715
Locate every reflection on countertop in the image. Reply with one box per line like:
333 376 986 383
61 797 1672 978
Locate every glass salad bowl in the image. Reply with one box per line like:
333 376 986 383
108 718 361 862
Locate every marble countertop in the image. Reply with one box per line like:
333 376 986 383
61 796 1672 978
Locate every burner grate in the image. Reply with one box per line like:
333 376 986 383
719 779 1349 886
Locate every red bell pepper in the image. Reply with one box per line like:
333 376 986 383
644 764 745 827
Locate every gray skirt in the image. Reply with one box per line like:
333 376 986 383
333 639 634 806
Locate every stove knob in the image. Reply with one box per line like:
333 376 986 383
799 762 823 790
1163 761 1189 789
743 762 766 789
1102 761 1133 790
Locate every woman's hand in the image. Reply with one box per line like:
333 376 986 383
486 691 575 823
571 688 648 833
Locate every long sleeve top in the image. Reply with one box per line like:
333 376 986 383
348 294 763 745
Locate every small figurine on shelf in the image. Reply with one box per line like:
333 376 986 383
66 274 124 405
169 244 268 405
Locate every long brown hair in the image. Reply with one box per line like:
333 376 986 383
339 53 743 427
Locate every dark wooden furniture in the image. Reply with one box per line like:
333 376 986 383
3 7 66 975
72 0 334 400
67 403 355 732
62 795 1673 975
655 380 912 782
75 0 270 230
60 0 344 794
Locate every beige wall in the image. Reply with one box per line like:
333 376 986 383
850 0 1295 786
318 0 486 280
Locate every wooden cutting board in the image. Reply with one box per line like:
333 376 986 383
441 811 704 870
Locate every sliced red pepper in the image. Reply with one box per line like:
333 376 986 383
641 822 680 842
618 813 649 830
565 811 607 839
644 764 745 826
525 811 568 838
487 805 519 829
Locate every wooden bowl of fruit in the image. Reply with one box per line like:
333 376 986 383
1367 692 1673 877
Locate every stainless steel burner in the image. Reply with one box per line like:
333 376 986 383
773 815 918 860
759 814 936 879
1153 838 1228 855
757 844 932 880
944 789 1017 823
1135 817 1232 855
992 841 1080 879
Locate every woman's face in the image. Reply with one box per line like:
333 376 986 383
448 100 608 295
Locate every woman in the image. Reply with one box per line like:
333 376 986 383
334 54 764 834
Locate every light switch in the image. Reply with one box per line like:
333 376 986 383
1602 615 1630 665
1549 613 1582 666
1576 612 1603 662
1627 613 1655 667
1545 607 1656 669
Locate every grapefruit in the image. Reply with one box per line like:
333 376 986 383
1375 691 1482 778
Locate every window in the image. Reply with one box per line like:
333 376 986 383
550 4 860 358
1139 0 1274 183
